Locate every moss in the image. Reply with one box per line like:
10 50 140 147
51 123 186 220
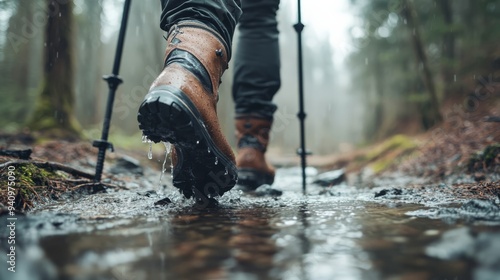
0 163 64 210
372 158 395 174
468 143 500 172
364 134 417 162
364 135 418 174
483 144 500 165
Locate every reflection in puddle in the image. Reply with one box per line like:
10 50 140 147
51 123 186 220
1 168 499 279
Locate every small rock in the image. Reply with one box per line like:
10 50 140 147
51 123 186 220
51 221 63 228
154 197 172 206
109 155 144 175
374 188 403 198
254 184 283 197
137 190 157 197
313 169 346 187
125 182 141 189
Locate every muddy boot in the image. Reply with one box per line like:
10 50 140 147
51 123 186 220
137 21 237 206
235 117 275 190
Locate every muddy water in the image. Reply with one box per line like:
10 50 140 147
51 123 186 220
1 168 500 280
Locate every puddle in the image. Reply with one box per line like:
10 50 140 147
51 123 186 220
1 167 499 280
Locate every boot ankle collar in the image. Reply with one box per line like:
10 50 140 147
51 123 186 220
168 20 230 61
238 135 266 152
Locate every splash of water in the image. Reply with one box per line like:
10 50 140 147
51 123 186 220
148 142 153 160
158 141 172 188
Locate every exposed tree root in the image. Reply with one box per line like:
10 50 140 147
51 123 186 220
0 159 94 179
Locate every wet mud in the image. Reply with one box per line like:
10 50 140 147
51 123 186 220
1 167 500 280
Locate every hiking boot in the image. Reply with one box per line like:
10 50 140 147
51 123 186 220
137 21 237 206
235 117 275 189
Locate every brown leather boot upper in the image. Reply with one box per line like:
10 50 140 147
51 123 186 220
235 117 275 187
151 21 235 165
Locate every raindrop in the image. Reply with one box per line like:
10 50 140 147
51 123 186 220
142 135 148 143
454 74 457 82
196 140 200 145
56 52 59 58
148 143 153 160
207 147 211 154
224 168 228 175
214 157 218 165
58 12 61 17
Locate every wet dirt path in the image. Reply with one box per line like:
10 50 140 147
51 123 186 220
1 168 500 280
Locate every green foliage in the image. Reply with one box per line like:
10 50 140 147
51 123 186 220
364 134 417 161
348 0 500 140
468 143 500 172
0 163 64 210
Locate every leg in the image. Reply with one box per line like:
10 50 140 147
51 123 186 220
233 0 280 118
160 0 241 57
138 1 242 207
233 0 281 189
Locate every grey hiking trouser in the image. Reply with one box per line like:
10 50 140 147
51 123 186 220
160 0 281 120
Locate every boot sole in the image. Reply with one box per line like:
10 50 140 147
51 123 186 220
237 168 275 190
137 85 238 207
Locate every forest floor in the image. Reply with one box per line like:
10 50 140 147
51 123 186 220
0 104 499 279
1 109 498 212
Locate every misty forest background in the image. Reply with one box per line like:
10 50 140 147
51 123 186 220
0 0 499 157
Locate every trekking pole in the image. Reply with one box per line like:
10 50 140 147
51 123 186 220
93 0 132 182
293 0 310 194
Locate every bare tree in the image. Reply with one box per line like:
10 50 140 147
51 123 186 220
402 0 443 128
438 0 456 99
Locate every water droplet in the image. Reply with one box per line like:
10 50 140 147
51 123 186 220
224 168 228 175
196 140 200 145
59 12 61 17
158 142 170 187
207 147 211 154
214 157 218 165
148 143 153 160
142 135 148 143
56 52 59 58
164 142 172 154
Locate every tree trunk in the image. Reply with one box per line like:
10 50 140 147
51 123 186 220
402 0 443 129
1 2 36 125
372 55 385 139
75 0 103 125
438 0 456 99
27 0 81 139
